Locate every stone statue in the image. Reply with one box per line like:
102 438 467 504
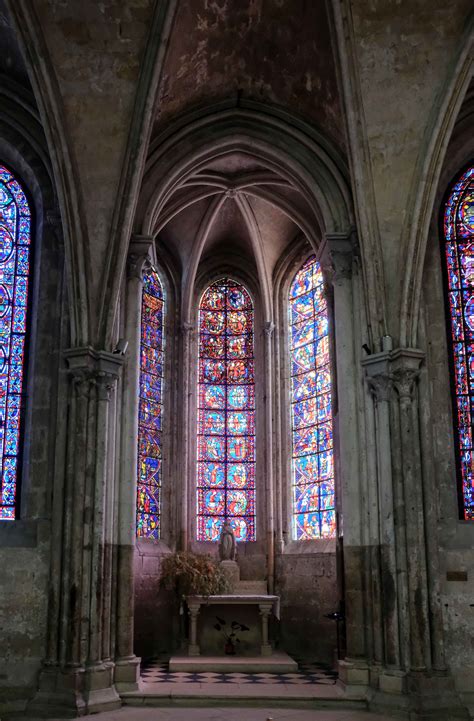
219 521 236 562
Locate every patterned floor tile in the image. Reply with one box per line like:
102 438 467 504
140 658 338 686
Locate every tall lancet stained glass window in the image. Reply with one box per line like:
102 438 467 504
443 165 474 520
289 256 335 540
0 165 32 520
136 271 165 538
197 278 256 542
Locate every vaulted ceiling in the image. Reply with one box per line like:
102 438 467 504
155 150 321 290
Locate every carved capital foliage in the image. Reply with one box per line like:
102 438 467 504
363 347 424 405
325 230 358 286
264 321 275 337
127 253 152 282
366 372 393 403
65 347 123 401
70 370 94 400
391 368 420 401
127 235 155 282
95 371 118 401
180 321 194 337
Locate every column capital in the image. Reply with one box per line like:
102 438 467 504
324 229 358 285
127 235 155 282
264 321 275 337
366 372 393 403
45 206 62 230
64 346 124 384
362 347 424 403
180 321 195 336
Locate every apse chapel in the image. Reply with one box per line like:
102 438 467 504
0 1 473 719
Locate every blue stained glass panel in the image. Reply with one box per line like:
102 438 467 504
136 271 165 539
289 256 336 539
197 278 256 541
0 165 32 521
443 165 474 519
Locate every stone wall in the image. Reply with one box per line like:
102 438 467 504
0 529 49 712
134 543 178 659
276 552 338 664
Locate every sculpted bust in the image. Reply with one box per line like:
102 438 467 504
219 521 236 562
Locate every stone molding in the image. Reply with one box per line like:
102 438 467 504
264 320 275 337
362 347 424 402
180 321 195 336
64 345 124 382
325 229 358 285
127 234 155 282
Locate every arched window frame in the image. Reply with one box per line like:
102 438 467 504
441 162 474 521
287 254 336 540
135 255 178 546
274 241 337 549
136 270 166 539
189 266 266 548
0 162 34 522
196 275 257 542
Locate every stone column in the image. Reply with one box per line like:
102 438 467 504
326 232 369 689
30 348 124 717
115 235 154 690
259 602 273 656
264 321 275 594
187 601 201 656
391 349 430 673
363 356 402 672
180 321 194 550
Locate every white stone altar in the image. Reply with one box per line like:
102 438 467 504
186 594 279 657
169 594 297 673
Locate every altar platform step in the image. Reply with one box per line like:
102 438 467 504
120 682 367 712
120 657 368 712
169 650 298 673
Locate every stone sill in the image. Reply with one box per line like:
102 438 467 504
136 537 172 556
281 538 336 555
0 519 37 548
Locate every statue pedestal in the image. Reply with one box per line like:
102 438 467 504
219 560 240 590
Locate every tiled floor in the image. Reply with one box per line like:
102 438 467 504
140 659 339 686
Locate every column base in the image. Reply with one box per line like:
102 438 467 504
188 644 200 656
114 655 141 692
368 668 470 720
261 644 272 656
337 658 369 698
27 662 121 718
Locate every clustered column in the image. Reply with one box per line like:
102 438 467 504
115 235 156 689
326 232 368 684
32 348 124 715
363 347 442 697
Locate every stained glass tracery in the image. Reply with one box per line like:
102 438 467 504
0 165 32 520
289 256 336 539
136 271 164 538
197 278 256 542
443 165 474 520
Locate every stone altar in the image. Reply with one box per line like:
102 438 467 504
169 535 297 673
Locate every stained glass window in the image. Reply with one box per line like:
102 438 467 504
443 165 474 520
0 165 32 520
289 256 336 540
136 271 165 539
197 278 256 542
